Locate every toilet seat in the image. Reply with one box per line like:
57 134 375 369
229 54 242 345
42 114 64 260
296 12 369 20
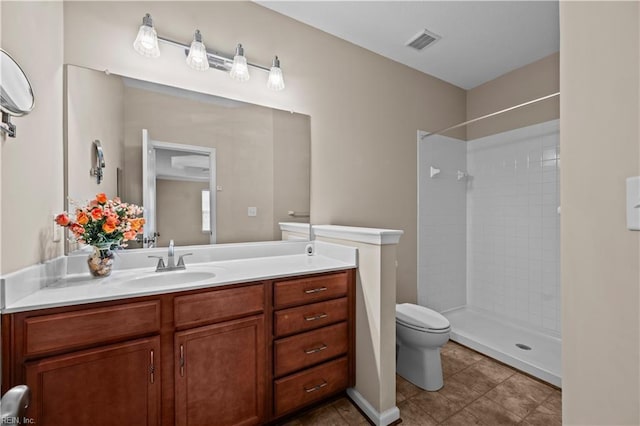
396 303 450 332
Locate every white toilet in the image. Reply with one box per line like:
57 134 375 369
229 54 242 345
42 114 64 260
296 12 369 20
396 303 451 391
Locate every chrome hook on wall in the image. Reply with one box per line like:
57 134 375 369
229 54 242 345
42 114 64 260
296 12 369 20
1 112 16 138
89 139 105 184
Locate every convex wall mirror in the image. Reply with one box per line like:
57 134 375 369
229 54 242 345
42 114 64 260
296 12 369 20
0 49 35 137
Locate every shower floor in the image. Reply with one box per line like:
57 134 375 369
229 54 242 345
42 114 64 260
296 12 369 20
442 306 562 387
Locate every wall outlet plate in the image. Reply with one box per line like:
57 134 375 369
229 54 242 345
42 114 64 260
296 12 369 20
248 207 257 217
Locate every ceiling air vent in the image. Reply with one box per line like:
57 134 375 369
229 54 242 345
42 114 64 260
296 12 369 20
406 29 441 51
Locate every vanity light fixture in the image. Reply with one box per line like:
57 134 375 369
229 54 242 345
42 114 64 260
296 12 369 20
133 13 160 58
229 44 250 82
133 13 285 91
186 30 209 71
267 56 285 91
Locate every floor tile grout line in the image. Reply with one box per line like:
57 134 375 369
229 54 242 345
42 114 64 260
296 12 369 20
433 348 522 424
335 400 369 426
434 376 519 424
478 367 558 421
397 341 561 426
408 398 440 425
448 341 561 391
439 370 555 426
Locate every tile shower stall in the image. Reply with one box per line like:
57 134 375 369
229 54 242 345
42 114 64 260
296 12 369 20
418 120 561 386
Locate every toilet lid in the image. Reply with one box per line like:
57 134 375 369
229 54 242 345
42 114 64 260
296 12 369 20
396 303 450 331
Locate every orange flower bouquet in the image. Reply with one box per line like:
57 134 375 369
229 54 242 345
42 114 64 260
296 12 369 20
55 193 145 277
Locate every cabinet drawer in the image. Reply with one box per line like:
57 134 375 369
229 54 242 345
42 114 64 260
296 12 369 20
274 357 349 417
174 284 264 328
274 272 348 309
274 298 348 338
274 322 348 377
24 301 161 357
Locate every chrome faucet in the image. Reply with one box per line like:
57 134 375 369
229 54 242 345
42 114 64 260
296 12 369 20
167 239 176 269
148 239 192 272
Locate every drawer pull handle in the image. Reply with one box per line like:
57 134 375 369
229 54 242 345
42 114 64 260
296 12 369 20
304 344 328 355
149 349 155 384
304 287 328 294
304 313 328 321
304 380 328 393
179 344 185 377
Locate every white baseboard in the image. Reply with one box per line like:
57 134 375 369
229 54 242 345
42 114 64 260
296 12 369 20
346 388 400 426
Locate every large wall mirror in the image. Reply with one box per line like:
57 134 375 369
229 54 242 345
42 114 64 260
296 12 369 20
64 64 310 251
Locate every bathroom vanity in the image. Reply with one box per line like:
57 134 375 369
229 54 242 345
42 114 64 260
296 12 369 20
1 254 356 425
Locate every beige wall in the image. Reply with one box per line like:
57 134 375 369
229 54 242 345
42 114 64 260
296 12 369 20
63 1 467 303
1 1 64 273
466 53 559 140
66 65 124 205
560 2 640 424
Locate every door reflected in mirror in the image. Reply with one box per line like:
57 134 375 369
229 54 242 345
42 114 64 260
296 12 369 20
65 65 310 251
142 132 216 248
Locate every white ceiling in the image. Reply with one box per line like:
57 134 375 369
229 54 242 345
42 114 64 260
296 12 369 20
257 1 559 89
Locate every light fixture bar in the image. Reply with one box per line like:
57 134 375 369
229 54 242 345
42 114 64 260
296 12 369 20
157 36 271 72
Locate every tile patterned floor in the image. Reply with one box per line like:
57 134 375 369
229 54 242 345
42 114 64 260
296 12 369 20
281 341 562 425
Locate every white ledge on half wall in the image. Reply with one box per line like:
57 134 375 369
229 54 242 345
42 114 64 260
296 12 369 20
278 222 311 235
278 222 310 232
312 225 404 245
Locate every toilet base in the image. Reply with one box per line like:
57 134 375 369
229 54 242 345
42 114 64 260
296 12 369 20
396 344 444 391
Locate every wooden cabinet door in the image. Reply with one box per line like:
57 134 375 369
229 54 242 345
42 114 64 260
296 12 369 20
25 336 160 426
175 315 265 426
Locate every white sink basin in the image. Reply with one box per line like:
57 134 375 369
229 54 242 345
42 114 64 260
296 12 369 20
120 270 217 288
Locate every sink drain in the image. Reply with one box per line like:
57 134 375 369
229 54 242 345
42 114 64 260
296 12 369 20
516 343 532 350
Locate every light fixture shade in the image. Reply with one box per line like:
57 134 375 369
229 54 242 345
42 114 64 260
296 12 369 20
186 30 209 71
229 44 250 82
133 13 160 58
267 56 285 91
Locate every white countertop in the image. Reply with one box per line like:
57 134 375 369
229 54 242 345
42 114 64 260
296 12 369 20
2 254 355 314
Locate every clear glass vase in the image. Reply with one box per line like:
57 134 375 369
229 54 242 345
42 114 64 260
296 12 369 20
87 243 117 278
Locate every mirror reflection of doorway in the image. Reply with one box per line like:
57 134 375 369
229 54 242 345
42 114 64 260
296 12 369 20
142 129 216 247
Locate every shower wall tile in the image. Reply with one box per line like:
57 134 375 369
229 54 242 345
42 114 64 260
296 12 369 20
466 120 560 335
418 134 467 312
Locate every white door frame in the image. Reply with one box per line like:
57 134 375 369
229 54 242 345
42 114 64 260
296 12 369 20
142 129 217 246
